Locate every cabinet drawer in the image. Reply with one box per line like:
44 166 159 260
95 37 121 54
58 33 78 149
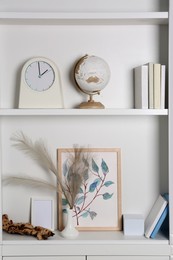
3 257 85 260
87 257 169 260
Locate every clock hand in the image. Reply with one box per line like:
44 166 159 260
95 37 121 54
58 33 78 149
40 69 48 77
38 62 41 77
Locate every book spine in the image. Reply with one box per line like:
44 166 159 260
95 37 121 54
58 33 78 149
160 65 166 109
153 64 161 109
135 65 148 109
148 63 154 109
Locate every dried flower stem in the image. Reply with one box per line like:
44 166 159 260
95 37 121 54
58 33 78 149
10 132 90 209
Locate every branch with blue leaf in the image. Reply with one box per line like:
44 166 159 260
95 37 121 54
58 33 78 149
62 155 115 226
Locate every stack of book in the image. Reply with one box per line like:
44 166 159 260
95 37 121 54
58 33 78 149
144 194 169 239
134 63 166 109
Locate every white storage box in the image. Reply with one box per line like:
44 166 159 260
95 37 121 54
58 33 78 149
123 214 144 236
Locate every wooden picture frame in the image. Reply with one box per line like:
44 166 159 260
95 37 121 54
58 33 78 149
31 197 54 230
57 148 122 231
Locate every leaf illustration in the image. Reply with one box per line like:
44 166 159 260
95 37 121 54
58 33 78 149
81 211 89 218
76 206 80 213
83 168 89 181
104 181 114 187
103 192 113 200
75 195 85 205
62 160 68 176
92 158 99 173
63 208 67 214
89 211 97 220
62 198 68 206
67 166 73 182
83 156 89 167
79 187 84 194
101 159 109 175
89 178 101 192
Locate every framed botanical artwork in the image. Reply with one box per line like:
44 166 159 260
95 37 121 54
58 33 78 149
57 148 122 231
31 197 54 230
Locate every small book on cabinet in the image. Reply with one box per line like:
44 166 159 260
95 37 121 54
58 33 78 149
144 194 168 238
150 193 169 239
150 204 168 238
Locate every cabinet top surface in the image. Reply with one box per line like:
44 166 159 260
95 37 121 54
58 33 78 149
2 231 169 245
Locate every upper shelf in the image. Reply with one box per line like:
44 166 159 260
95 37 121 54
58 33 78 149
0 109 168 116
0 12 168 25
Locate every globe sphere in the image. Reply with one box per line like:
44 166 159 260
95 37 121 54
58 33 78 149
74 55 111 94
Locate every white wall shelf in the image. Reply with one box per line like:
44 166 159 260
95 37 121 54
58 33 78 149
0 109 168 116
0 12 168 25
2 232 170 257
2 231 169 245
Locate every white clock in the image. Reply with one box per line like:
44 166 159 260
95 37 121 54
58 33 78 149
19 57 64 108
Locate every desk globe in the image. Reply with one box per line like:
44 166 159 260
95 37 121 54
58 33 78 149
74 55 111 109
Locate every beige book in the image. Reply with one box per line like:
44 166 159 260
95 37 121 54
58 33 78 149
153 63 161 109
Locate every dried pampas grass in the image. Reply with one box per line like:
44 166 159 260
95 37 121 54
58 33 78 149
10 132 90 209
4 175 57 191
63 146 90 208
11 132 57 176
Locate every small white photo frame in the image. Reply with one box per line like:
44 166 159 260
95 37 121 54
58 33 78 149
31 198 54 230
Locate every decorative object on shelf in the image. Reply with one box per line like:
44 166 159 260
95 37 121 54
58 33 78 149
10 132 92 238
57 146 92 238
74 54 111 109
58 148 122 231
31 198 54 231
18 57 64 108
2 214 54 240
61 206 79 239
123 214 144 236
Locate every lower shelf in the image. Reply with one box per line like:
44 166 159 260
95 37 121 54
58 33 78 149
1 232 170 257
2 230 169 244
2 231 170 257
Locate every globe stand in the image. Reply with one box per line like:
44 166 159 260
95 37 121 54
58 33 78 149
78 94 105 109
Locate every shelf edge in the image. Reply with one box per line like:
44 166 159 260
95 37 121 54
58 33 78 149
0 109 168 116
0 12 168 25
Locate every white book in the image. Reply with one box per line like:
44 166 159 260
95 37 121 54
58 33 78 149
148 63 154 109
160 65 166 109
144 195 168 238
134 65 148 109
153 63 161 109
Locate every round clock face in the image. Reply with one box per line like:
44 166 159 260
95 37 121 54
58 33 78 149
25 61 55 91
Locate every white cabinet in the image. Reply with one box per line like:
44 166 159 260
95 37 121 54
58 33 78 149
87 257 169 260
2 257 169 260
3 258 85 260
0 0 172 259
3 256 85 260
